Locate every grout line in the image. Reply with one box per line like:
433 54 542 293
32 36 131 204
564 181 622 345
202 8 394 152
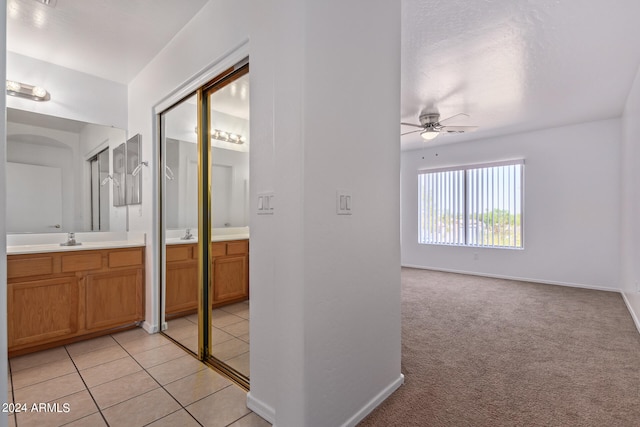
62 345 110 427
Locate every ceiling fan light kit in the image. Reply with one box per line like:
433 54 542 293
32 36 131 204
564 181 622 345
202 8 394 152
420 130 439 140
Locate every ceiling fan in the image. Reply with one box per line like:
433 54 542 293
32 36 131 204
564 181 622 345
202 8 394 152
401 113 478 140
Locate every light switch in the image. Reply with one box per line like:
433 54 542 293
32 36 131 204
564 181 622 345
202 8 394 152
258 192 275 215
337 190 352 215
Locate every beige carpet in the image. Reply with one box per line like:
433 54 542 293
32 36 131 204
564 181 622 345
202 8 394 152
360 268 640 426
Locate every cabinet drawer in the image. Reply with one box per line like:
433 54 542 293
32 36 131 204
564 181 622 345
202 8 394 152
8 256 54 279
211 242 227 257
62 253 102 272
167 245 192 262
227 240 248 255
109 248 143 268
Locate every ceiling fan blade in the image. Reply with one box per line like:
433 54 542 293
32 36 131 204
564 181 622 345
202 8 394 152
438 113 469 124
440 125 479 133
401 122 424 129
401 129 424 136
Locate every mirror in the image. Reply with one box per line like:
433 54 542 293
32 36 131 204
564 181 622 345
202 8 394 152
6 108 128 233
126 134 142 205
113 143 126 207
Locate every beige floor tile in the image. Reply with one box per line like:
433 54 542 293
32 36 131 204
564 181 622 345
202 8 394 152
65 335 118 357
71 344 129 370
146 409 201 427
146 355 207 385
164 368 232 406
13 372 85 405
89 370 159 409
79 356 141 388
177 333 199 354
185 313 198 324
221 320 249 337
238 333 250 343
164 323 198 341
9 346 70 373
118 333 173 355
15 390 98 427
12 357 77 390
220 302 250 320
167 317 194 330
211 310 245 328
229 412 272 427
186 385 250 427
64 412 108 427
211 327 235 344
211 338 249 362
132 342 188 368
111 327 152 344
225 352 250 378
101 388 181 427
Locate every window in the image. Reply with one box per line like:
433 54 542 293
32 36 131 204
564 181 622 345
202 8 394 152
418 160 524 248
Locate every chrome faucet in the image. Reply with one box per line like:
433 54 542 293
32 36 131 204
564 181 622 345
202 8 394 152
60 232 82 246
181 228 194 240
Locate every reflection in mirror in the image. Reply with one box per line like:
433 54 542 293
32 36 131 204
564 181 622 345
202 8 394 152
208 69 250 379
89 148 110 231
163 93 199 355
113 143 126 207
126 134 142 205
6 108 127 233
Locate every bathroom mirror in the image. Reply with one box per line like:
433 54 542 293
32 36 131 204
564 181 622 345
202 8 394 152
113 143 127 207
6 108 128 233
126 134 142 205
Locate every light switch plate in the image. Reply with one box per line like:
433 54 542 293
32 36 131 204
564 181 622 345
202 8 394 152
257 192 275 215
336 190 352 215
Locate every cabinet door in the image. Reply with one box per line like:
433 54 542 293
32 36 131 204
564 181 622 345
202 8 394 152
166 262 198 314
85 269 144 330
212 254 248 305
8 277 79 348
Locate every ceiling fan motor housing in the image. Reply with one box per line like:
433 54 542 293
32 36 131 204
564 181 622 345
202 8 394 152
419 113 440 127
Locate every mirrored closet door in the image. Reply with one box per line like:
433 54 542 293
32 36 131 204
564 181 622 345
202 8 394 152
160 62 250 388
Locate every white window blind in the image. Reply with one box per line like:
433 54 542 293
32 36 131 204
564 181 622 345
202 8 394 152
418 160 523 249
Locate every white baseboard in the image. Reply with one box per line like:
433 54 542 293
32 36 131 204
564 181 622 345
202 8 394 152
247 392 276 425
402 264 619 293
621 292 640 335
341 374 405 427
141 321 158 334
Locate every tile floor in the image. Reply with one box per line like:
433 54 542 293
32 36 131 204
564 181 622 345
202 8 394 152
6 323 268 427
164 301 250 378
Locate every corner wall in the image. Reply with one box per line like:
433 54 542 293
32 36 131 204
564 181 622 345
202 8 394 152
1 2 8 425
621 62 640 327
402 119 622 291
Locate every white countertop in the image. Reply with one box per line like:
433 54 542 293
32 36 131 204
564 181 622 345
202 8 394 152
166 233 249 245
7 232 146 255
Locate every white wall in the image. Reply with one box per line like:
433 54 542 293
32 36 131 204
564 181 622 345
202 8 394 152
6 52 127 129
402 119 621 291
250 1 402 425
1 3 9 426
621 63 640 326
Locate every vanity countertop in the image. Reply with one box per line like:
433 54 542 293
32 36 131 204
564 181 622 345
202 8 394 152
166 233 250 245
7 240 145 255
6 232 146 255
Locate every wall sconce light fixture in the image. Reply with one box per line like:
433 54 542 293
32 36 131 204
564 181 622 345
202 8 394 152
6 80 51 101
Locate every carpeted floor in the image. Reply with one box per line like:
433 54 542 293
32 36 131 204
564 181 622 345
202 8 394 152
360 268 640 426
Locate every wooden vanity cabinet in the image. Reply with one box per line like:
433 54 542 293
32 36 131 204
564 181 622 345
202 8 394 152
211 240 249 307
7 247 144 356
165 243 198 316
165 239 248 316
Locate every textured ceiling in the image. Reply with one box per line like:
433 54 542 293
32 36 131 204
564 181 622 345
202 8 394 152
401 0 640 150
6 0 640 150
